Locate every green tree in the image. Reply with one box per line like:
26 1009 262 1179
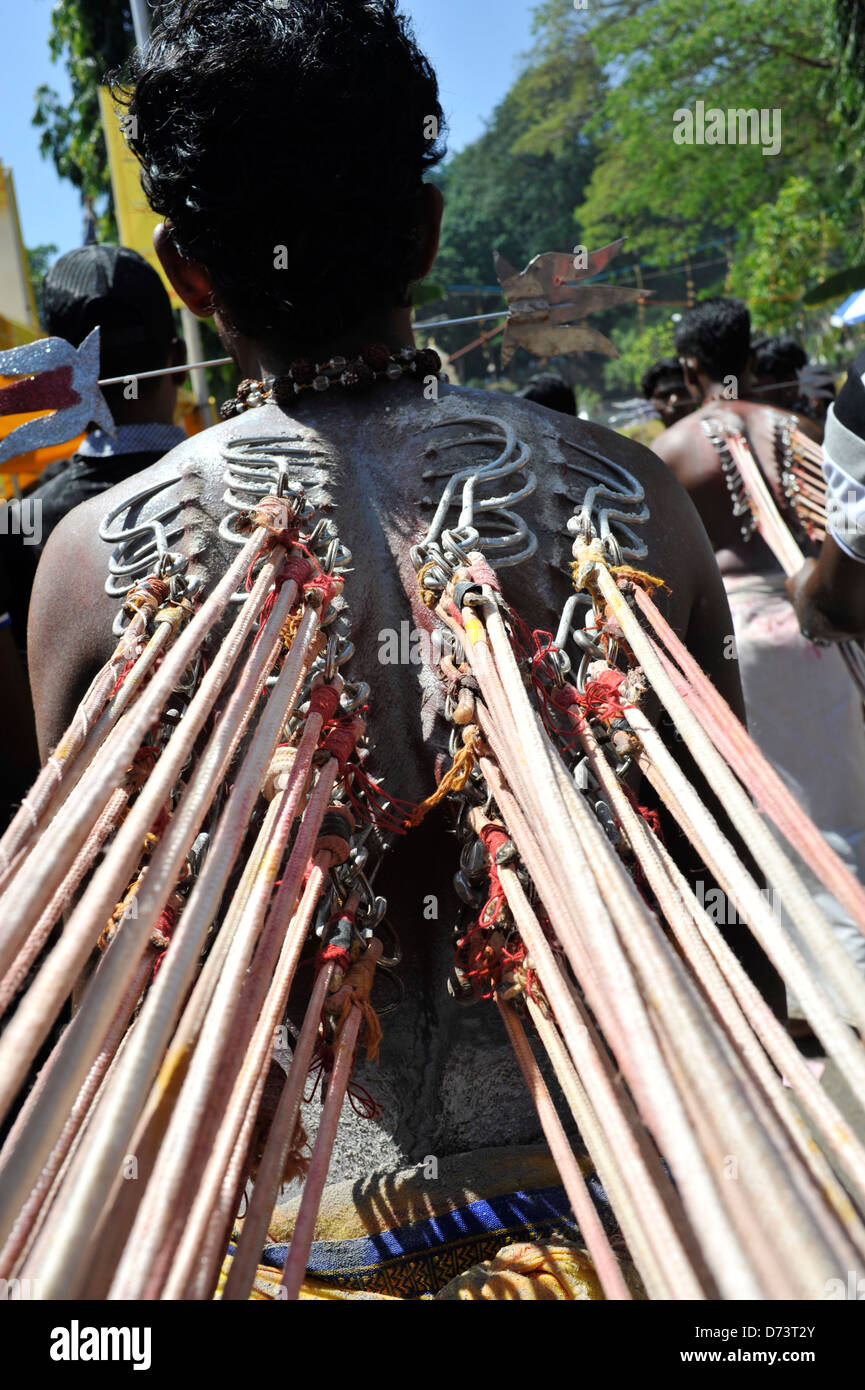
727 176 856 336
522 0 850 261
32 0 138 238
601 316 677 397
830 0 865 144
26 244 59 330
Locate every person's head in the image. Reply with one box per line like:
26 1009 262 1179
750 334 808 409
119 0 447 371
674 298 751 401
517 373 576 416
43 245 184 425
640 356 693 427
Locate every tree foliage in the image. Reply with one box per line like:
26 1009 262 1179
727 176 855 336
32 0 137 238
520 0 849 260
831 0 865 145
602 316 677 398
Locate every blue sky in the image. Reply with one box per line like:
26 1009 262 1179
0 0 539 259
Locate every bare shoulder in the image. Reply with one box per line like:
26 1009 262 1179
29 497 118 755
425 387 713 634
28 432 225 752
651 413 691 464
435 385 691 509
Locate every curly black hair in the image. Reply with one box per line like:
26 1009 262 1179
674 298 751 382
115 0 446 351
517 374 576 416
752 335 808 383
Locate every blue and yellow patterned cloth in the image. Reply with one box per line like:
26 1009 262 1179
222 1145 639 1300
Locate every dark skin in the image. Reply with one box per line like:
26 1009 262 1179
26 192 786 1156
788 537 865 642
649 377 695 429
31 194 750 777
652 359 822 577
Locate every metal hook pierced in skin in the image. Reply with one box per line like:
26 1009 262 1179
413 414 537 571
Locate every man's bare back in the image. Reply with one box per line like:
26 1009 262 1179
652 398 821 574
30 384 742 764
27 385 753 1173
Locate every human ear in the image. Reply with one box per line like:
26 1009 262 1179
417 184 444 278
154 223 216 318
679 356 701 399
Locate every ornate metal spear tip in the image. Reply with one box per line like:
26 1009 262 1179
493 239 648 367
0 328 114 466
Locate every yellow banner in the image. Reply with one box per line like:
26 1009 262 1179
97 87 182 309
0 167 39 332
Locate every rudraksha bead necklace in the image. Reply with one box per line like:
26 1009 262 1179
220 342 443 419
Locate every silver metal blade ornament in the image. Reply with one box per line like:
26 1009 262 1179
493 239 647 368
0 328 114 466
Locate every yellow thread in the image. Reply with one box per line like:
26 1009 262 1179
610 565 671 595
281 610 302 648
417 560 441 609
407 727 481 828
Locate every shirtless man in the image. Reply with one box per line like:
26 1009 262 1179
653 297 865 1021
26 1 781 1172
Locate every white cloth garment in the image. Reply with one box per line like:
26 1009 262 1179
725 571 865 1024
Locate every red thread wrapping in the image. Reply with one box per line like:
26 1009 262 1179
621 781 663 839
478 825 509 928
320 723 358 771
572 668 629 723
468 558 501 591
109 657 138 699
283 555 313 586
455 825 526 1000
526 628 630 749
308 684 341 723
342 764 417 835
253 553 314 633
456 921 527 1001
316 944 351 975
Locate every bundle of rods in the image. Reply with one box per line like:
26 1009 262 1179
433 542 865 1299
1 488 865 1301
0 496 379 1299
